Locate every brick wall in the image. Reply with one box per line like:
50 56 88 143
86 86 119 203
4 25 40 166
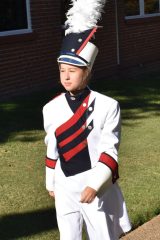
94 0 118 79
95 0 160 80
0 0 61 100
1 0 160 100
118 0 160 69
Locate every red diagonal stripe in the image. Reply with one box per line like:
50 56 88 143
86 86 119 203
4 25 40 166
76 27 97 55
63 139 87 161
55 94 90 137
45 157 57 169
59 124 85 147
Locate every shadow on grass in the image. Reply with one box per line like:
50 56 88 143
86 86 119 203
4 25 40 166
0 87 63 143
0 208 58 240
0 71 160 143
91 72 160 128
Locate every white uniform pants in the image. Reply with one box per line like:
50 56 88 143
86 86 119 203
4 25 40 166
56 195 120 240
55 163 131 240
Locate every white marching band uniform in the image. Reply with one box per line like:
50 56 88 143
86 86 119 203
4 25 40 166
43 0 131 238
43 89 131 239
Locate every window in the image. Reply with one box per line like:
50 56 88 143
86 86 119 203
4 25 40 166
145 0 159 13
125 0 160 19
0 0 32 36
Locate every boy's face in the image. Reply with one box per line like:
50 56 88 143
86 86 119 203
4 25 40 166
59 63 88 95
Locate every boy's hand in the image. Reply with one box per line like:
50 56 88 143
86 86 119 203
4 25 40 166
48 191 55 198
80 187 97 203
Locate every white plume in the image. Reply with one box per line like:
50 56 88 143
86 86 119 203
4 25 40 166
65 0 106 35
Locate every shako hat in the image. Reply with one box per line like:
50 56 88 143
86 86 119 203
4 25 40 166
58 0 106 70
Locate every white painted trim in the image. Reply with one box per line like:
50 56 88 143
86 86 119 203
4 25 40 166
26 0 32 30
125 13 160 20
0 0 32 37
140 0 144 16
0 29 32 37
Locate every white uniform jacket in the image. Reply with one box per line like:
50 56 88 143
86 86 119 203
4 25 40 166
43 89 121 192
43 88 132 237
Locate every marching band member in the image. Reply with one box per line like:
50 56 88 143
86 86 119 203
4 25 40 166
43 1 131 239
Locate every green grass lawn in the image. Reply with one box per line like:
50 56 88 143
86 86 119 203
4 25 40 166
0 71 160 239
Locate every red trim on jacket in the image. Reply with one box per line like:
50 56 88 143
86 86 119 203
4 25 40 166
63 139 88 161
99 153 119 183
45 157 57 169
55 94 90 137
58 124 86 147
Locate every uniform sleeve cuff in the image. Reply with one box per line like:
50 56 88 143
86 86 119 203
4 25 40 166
46 167 55 192
45 156 57 169
87 162 112 192
99 153 119 183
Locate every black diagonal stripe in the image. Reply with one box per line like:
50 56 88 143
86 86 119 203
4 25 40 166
56 98 95 144
58 120 94 155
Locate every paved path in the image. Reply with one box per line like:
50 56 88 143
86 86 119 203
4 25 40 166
120 215 160 240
